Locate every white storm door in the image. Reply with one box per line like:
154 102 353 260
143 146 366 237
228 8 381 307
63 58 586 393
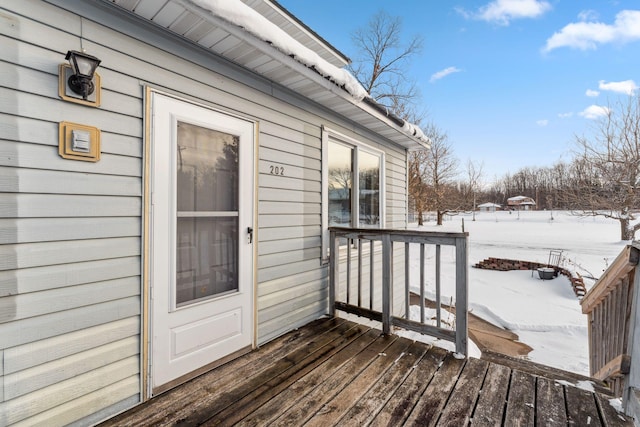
150 93 254 391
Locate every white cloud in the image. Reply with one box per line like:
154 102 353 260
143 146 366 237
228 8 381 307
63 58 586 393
536 119 549 126
598 79 638 95
430 66 462 83
585 89 600 97
558 112 573 118
578 10 598 22
461 0 551 26
579 105 610 119
543 10 640 52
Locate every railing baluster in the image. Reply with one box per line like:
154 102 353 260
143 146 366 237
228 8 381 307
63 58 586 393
382 233 392 334
358 238 362 308
420 243 425 324
436 244 441 328
346 238 351 304
405 242 410 320
329 230 337 317
370 240 374 310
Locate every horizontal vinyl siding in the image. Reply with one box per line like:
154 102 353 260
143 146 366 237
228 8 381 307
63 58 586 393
256 120 327 342
0 1 142 425
385 147 408 229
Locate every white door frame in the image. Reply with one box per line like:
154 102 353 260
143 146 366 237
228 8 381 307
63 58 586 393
146 90 256 395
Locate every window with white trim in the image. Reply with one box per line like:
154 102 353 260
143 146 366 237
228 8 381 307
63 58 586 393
322 127 385 260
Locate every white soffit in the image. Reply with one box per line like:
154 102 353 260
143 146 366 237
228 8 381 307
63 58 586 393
104 0 428 149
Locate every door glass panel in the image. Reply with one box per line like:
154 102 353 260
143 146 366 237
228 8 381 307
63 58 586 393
359 150 380 227
176 121 239 307
176 217 238 306
177 122 238 212
328 141 353 226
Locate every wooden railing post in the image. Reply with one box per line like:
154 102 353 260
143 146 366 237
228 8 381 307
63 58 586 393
328 229 337 317
436 244 441 328
382 233 392 335
455 236 468 355
624 244 640 418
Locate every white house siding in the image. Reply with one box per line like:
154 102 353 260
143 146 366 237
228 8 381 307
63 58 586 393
0 0 412 424
0 1 143 425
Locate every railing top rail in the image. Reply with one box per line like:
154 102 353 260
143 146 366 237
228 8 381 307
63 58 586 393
581 244 639 314
329 226 468 240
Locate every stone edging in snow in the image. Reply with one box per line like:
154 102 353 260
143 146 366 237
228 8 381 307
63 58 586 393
473 257 586 298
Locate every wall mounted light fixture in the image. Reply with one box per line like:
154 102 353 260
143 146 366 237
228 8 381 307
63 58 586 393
64 50 101 100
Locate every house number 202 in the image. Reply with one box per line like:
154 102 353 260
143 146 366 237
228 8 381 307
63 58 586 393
269 165 285 176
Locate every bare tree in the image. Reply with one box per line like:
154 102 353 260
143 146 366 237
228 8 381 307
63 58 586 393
349 10 424 116
420 123 461 225
466 160 484 220
349 10 468 228
408 149 430 225
562 96 640 240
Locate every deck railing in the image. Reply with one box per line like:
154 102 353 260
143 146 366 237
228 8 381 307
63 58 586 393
581 242 640 421
328 227 469 355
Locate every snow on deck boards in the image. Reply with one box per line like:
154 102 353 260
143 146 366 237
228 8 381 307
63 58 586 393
100 318 632 426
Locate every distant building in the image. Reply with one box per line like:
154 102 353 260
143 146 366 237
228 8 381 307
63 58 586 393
478 202 501 212
507 196 536 210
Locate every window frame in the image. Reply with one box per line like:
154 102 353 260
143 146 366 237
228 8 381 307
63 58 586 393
321 125 386 263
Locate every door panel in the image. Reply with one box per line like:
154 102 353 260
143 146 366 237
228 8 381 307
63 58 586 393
150 93 254 391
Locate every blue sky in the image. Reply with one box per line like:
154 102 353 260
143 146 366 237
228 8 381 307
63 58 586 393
277 0 640 181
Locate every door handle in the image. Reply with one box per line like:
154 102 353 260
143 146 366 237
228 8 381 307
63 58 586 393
247 227 253 244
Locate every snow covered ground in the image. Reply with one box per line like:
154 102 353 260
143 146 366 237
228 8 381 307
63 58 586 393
404 209 629 376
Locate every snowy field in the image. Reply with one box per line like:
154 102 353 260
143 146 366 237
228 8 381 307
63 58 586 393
405 209 629 376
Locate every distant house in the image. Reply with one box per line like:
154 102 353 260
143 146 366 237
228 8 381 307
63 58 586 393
507 196 536 211
1 0 430 425
478 202 501 212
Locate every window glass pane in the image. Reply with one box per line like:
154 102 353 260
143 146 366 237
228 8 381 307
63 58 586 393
359 150 380 227
328 141 353 226
177 121 238 212
176 217 238 306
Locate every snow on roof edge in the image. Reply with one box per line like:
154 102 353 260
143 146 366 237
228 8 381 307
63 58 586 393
189 0 368 100
187 0 429 146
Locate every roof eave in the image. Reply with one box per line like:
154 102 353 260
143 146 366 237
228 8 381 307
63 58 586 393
178 0 429 150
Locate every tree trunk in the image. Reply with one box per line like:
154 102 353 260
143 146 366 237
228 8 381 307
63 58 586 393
417 211 424 226
620 217 633 240
437 210 444 226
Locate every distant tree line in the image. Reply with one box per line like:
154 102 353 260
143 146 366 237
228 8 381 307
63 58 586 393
415 95 640 240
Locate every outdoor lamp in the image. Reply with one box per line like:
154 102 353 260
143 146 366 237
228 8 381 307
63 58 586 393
65 50 101 100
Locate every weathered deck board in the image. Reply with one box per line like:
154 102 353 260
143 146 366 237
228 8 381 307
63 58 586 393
337 341 429 426
208 324 376 426
565 384 603 426
595 393 633 427
270 333 400 426
504 370 536 426
237 328 382 426
436 357 489 426
471 362 511 425
183 320 365 426
303 337 413 426
403 352 466 425
536 376 567 426
101 318 634 427
367 345 449 427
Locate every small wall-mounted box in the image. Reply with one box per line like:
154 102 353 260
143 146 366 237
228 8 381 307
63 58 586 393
59 122 101 162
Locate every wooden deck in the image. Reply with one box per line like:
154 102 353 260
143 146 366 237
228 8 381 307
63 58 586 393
102 318 633 426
